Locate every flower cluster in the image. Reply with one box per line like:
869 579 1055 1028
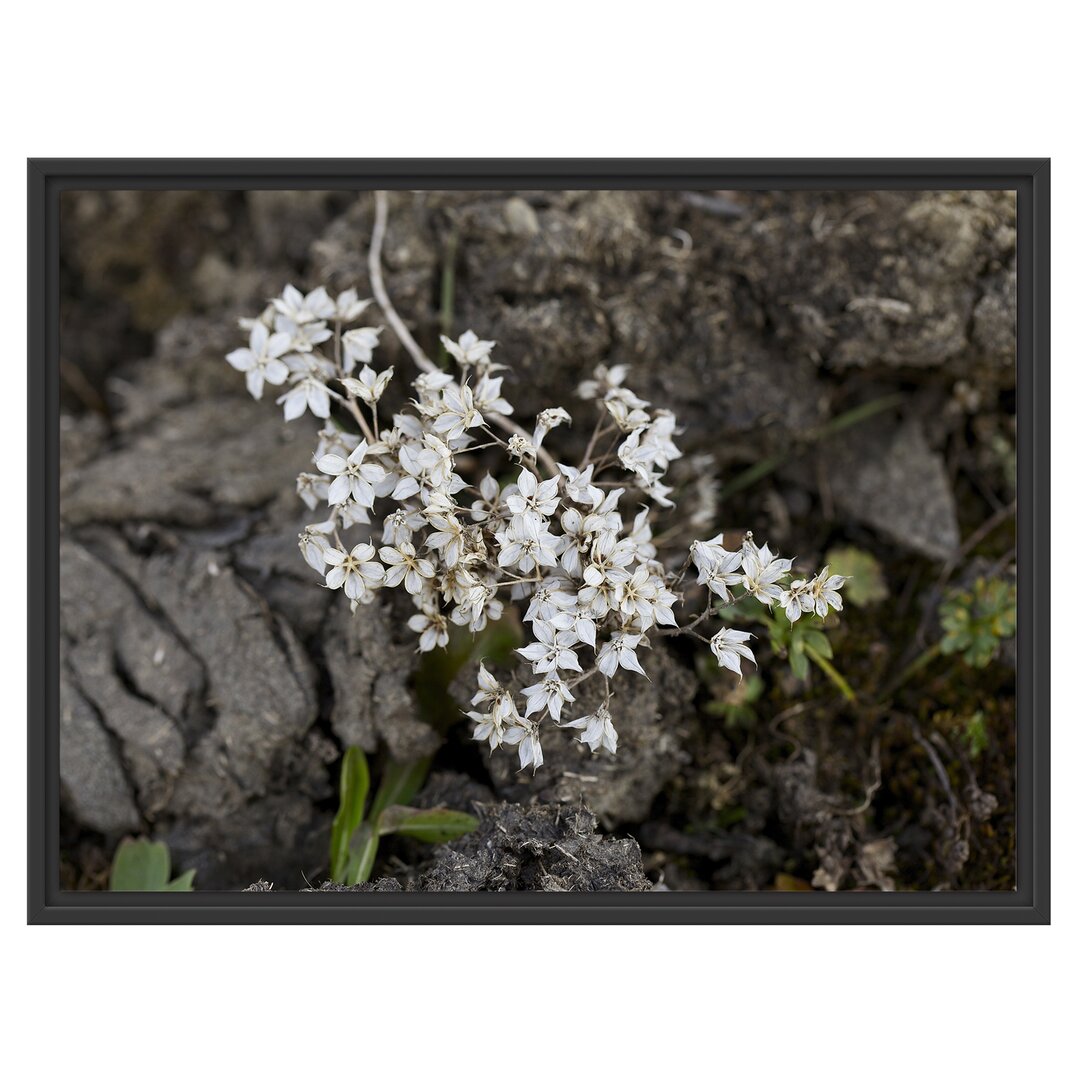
227 280 846 774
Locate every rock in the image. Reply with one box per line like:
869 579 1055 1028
247 190 337 264
483 643 695 827
816 420 960 560
720 189 1016 376
321 600 440 762
61 395 316 528
59 668 141 835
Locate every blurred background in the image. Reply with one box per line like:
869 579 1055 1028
58 188 1017 891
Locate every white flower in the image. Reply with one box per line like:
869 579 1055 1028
379 541 436 594
616 565 675 629
469 704 522 753
549 607 597 648
506 433 537 463
779 582 810 623
578 363 639 402
323 543 384 601
471 663 518 726
627 508 657 561
605 393 651 433
563 702 618 755
807 566 846 617
558 463 604 509
582 531 635 589
516 620 583 674
422 503 466 568
524 582 576 624
557 508 593 577
333 288 372 323
278 376 335 421
533 407 571 447
521 676 574 722
502 720 544 772
316 439 387 508
709 627 756 677
407 607 450 652
469 473 503 523
474 373 513 417
741 538 793 605
225 322 292 400
272 284 335 324
596 632 647 678
506 468 560 523
274 314 333 353
432 382 484 441
692 535 744 601
441 329 496 369
453 581 502 628
342 326 383 374
298 527 332 574
382 507 425 546
343 365 393 405
495 517 560 574
297 473 329 511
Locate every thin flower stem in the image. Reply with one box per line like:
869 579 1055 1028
882 642 942 700
804 643 857 703
568 666 601 690
342 396 377 444
368 191 559 478
579 412 610 469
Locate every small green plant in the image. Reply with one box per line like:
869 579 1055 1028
701 664 765 728
939 577 1017 668
109 838 195 892
824 546 887 608
329 748 477 885
728 596 855 702
963 711 990 759
889 575 1017 696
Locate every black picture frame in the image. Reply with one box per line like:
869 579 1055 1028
28 158 1050 924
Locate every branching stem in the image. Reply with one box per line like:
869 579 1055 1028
368 191 559 478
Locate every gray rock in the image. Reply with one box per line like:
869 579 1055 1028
483 643 695 827
61 395 316 528
321 600 440 762
59 668 141 834
817 420 960 560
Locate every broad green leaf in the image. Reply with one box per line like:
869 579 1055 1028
824 546 887 607
329 747 370 882
162 869 196 892
801 629 832 658
344 823 379 886
109 838 194 892
789 645 810 681
378 806 479 844
369 756 431 822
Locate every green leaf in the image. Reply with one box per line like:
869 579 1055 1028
161 869 196 892
824 546 887 608
964 712 989 759
789 644 810 681
329 747 370 883
377 806 479 844
109 838 194 892
344 823 380 886
369 756 432 822
801 629 832 657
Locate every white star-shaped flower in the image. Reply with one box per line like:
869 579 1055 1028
225 322 292 401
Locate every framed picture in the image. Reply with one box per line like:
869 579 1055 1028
28 159 1048 923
